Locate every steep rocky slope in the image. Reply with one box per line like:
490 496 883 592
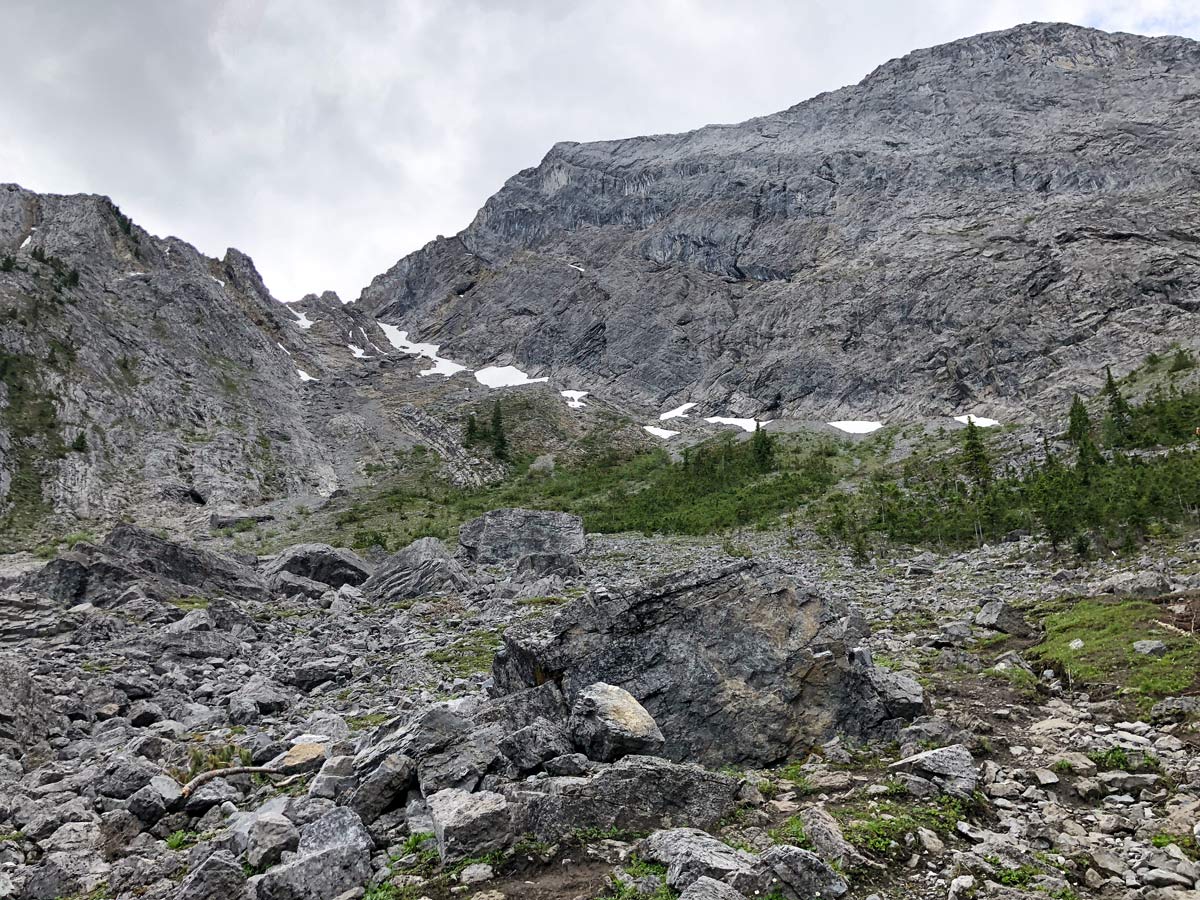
362 22 1200 422
0 186 619 546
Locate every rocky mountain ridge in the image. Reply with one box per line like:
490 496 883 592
362 22 1200 421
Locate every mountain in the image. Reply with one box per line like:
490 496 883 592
362 22 1200 421
0 186 539 546
5 22 1200 544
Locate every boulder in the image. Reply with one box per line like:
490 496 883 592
739 844 848 899
23 525 266 605
263 543 373 589
515 755 740 841
974 600 1033 637
348 752 415 823
174 850 245 900
889 744 977 797
458 508 585 564
428 788 513 862
679 877 750 900
360 537 471 602
641 828 758 889
256 808 374 900
568 682 666 762
246 812 299 868
499 718 574 773
493 562 924 765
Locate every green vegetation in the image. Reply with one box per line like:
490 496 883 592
768 816 814 849
347 712 391 730
624 854 668 878
169 743 253 783
1152 832 1200 860
425 628 503 676
1030 600 1200 699
821 377 1200 552
169 596 210 612
0 830 24 843
837 797 966 861
166 829 201 850
0 350 66 545
320 428 849 553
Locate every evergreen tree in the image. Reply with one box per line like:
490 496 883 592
0 254 14 272
750 423 775 471
490 401 508 460
961 420 992 490
1066 394 1091 444
1102 366 1133 446
1169 347 1196 373
465 413 479 444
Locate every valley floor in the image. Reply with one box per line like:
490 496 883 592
1 524 1199 900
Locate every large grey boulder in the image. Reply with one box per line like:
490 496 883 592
514 755 740 841
679 877 749 900
360 537 471 602
568 682 666 762
738 845 849 899
263 543 373 590
974 601 1032 637
458 508 585 564
641 828 758 890
23 525 266 606
256 808 374 900
174 850 245 900
889 744 978 798
493 562 924 766
428 788 513 862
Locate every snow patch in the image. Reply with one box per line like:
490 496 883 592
705 416 767 433
209 276 225 288
561 390 589 409
20 235 31 249
292 310 314 330
475 365 548 388
828 420 884 434
296 369 317 382
348 344 370 359
376 323 467 377
567 263 585 273
277 343 291 356
660 402 696 421
644 426 679 439
954 414 1000 428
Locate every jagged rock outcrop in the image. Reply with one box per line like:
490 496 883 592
360 537 471 602
458 507 586 564
23 524 266 605
363 23 1200 421
492 561 925 765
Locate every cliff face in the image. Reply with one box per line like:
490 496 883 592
0 186 503 544
361 23 1200 420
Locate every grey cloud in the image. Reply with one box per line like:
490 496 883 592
1 0 1197 301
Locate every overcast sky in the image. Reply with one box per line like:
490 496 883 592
2 0 1198 302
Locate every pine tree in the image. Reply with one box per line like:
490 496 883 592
961 420 992 490
465 413 479 444
750 423 775 471
490 401 508 460
1066 394 1091 444
1102 367 1133 446
1169 347 1195 373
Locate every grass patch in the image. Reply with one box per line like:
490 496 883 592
768 816 814 849
425 628 503 677
1152 833 1200 860
169 596 210 612
1030 599 1200 699
837 797 967 861
347 712 392 730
